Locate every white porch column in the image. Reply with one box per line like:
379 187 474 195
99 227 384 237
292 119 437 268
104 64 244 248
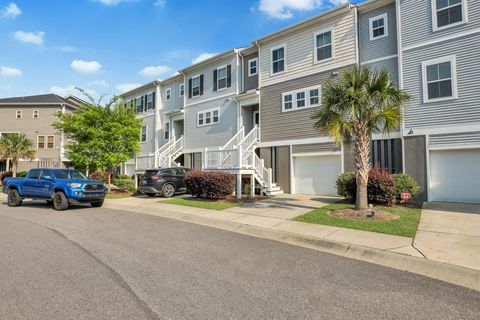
236 173 242 200
250 174 255 198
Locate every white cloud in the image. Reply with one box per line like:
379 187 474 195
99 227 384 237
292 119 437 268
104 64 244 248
71 59 103 74
95 0 138 5
2 3 21 19
50 85 99 100
154 0 166 8
14 31 45 45
329 0 348 5
192 52 217 64
0 66 22 77
258 0 322 19
116 83 142 93
139 65 172 77
89 80 109 87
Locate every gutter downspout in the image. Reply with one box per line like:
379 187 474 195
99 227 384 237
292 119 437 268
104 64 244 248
351 4 360 66
234 49 242 132
395 0 407 173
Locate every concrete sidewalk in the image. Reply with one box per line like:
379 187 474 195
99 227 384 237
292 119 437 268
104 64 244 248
103 196 480 291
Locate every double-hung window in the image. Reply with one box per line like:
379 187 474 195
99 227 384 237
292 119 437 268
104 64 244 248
192 76 201 97
164 122 170 140
37 135 55 149
271 45 285 74
179 83 185 97
140 125 147 142
47 136 54 149
282 86 321 112
248 58 258 77
217 66 228 90
197 108 220 127
422 55 457 102
433 0 466 31
136 97 143 113
369 13 388 40
37 136 45 149
16 110 22 119
33 110 39 119
166 88 171 101
314 28 333 63
146 93 154 110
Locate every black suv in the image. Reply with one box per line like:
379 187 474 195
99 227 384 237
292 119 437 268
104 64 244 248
139 167 190 198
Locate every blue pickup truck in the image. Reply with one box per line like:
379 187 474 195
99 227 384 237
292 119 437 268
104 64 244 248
3 168 106 211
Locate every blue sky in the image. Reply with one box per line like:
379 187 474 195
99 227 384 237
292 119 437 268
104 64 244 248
0 0 363 99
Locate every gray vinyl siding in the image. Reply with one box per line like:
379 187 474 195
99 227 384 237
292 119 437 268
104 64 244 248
184 54 238 104
259 9 357 87
260 65 354 142
429 131 480 148
183 97 239 151
400 0 480 48
162 77 184 112
402 34 480 130
243 52 259 92
359 3 398 62
367 56 399 85
139 115 155 155
292 143 339 154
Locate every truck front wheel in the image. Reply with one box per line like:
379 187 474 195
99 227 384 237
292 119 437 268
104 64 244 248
52 191 69 211
7 189 22 207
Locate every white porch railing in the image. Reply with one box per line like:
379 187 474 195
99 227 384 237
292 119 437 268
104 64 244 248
204 148 240 169
220 127 244 150
136 155 155 171
159 136 184 168
238 125 259 151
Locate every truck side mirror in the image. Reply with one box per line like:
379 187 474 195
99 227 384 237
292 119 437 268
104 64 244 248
42 176 53 180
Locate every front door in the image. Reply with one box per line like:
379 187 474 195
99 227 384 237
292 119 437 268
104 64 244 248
253 111 260 126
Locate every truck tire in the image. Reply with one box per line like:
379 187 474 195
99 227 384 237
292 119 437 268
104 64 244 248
90 201 104 208
52 191 69 211
7 189 22 207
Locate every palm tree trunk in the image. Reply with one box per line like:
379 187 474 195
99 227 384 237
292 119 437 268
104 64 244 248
353 128 371 210
12 162 17 178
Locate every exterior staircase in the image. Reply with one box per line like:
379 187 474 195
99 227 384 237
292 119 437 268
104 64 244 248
158 136 184 168
203 126 283 196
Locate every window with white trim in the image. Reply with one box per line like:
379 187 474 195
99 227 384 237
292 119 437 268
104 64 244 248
217 66 227 90
164 122 170 140
282 86 321 112
192 75 201 97
248 58 258 77
197 108 220 127
314 29 333 63
140 125 147 142
433 0 466 30
271 45 285 74
166 88 171 101
146 93 154 110
16 110 22 119
47 135 54 149
33 110 39 119
179 83 185 97
37 135 55 149
422 55 457 102
369 13 388 40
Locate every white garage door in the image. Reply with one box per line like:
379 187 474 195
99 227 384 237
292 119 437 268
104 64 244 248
430 149 480 203
293 154 342 196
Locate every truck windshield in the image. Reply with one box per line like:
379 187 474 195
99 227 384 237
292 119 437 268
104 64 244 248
53 170 87 180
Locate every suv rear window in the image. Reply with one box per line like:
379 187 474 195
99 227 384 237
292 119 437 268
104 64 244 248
144 170 160 178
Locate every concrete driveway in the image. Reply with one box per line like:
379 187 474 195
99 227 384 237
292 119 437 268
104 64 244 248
414 202 480 271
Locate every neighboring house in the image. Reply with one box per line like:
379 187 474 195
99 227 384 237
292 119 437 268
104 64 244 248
0 94 80 172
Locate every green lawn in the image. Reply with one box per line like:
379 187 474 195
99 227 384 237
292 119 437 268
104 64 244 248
106 193 131 199
162 198 243 210
293 203 422 238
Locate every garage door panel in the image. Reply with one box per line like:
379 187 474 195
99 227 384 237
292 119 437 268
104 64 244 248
430 149 480 203
293 155 341 196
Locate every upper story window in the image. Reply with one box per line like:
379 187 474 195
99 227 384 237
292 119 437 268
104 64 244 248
136 97 143 113
271 45 286 75
282 86 321 112
140 125 147 142
217 66 228 90
190 75 203 98
314 28 333 63
179 83 185 97
33 110 39 119
197 108 220 127
248 58 258 77
422 55 457 103
166 88 172 101
37 135 55 149
16 110 22 119
433 0 466 31
369 13 388 40
146 93 154 110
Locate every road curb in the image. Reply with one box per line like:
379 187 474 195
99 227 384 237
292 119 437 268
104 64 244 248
104 202 480 292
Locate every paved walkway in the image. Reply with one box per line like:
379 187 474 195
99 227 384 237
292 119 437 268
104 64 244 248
414 202 480 271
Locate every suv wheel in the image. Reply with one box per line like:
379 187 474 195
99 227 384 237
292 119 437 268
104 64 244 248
162 184 176 198
53 191 69 211
7 189 22 207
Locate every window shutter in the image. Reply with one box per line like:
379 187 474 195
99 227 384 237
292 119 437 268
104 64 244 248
213 69 218 92
227 65 232 88
200 75 204 95
152 92 155 109
188 78 193 98
144 95 148 112
141 96 144 111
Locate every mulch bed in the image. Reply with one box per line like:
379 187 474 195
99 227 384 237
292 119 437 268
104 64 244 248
329 208 399 221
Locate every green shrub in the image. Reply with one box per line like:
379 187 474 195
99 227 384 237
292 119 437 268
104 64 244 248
393 173 420 202
185 170 235 199
367 167 396 205
90 171 110 182
17 171 28 177
336 172 356 199
112 176 136 193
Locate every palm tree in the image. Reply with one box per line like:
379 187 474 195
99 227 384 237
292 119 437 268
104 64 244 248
312 66 410 210
0 133 36 177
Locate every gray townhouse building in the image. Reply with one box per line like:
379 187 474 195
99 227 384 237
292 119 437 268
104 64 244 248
121 0 479 203
0 94 81 172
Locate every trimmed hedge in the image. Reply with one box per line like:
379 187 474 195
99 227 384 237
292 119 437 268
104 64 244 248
393 173 421 202
367 167 396 205
112 176 136 193
185 170 235 199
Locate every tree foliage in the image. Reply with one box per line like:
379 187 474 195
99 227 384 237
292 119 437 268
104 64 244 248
0 133 36 177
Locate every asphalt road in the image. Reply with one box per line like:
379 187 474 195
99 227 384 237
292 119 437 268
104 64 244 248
0 201 479 320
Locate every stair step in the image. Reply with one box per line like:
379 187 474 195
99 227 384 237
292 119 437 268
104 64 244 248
268 190 284 196
269 186 281 192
